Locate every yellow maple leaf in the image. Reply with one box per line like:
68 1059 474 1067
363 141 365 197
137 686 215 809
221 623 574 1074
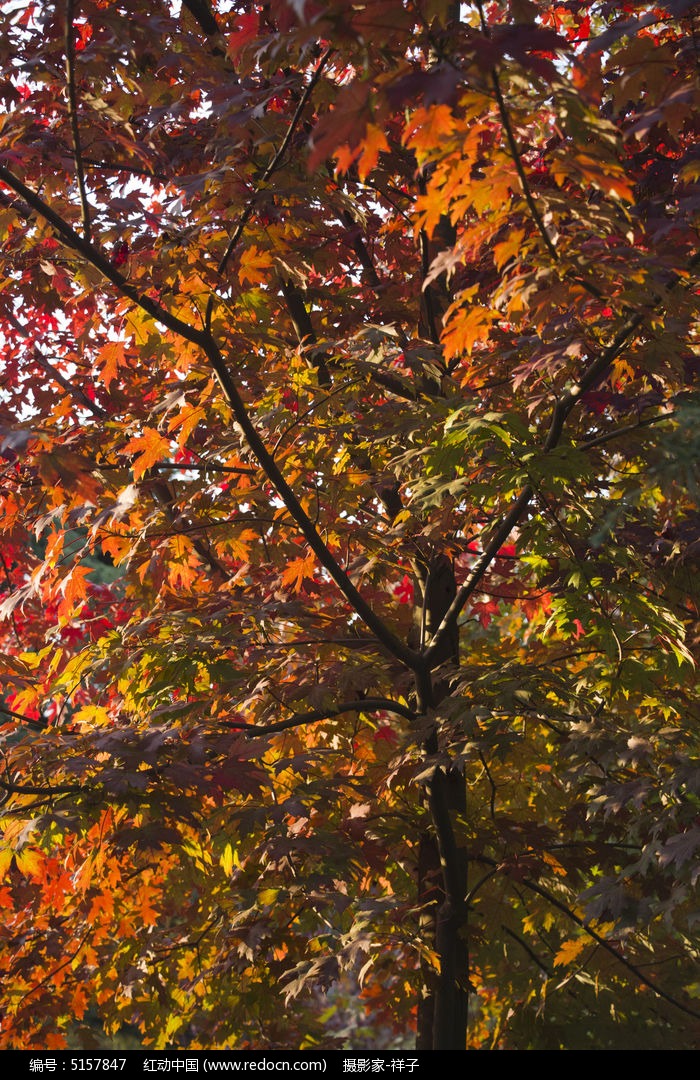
553 937 588 967
542 851 567 876
71 983 89 1020
125 308 152 346
413 187 448 240
238 245 275 286
226 527 258 561
167 403 207 447
0 846 14 877
15 847 44 879
101 532 134 567
220 843 234 876
72 704 111 727
134 883 160 927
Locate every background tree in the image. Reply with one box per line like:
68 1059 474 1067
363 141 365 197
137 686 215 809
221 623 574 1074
0 0 699 1051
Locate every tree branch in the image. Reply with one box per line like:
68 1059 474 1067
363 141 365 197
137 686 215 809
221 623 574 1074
472 852 700 1022
17 929 92 1008
579 410 674 452
151 460 257 476
0 165 207 348
0 165 418 670
423 254 699 668
81 157 170 182
474 7 549 238
181 0 220 38
338 204 409 348
502 923 552 976
0 703 45 731
5 311 108 419
147 473 233 583
200 334 420 667
278 277 331 385
490 69 558 264
224 697 416 734
474 1 611 304
520 874 700 1022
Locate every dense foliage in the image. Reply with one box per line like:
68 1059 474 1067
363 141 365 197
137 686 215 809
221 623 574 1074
1 0 699 1051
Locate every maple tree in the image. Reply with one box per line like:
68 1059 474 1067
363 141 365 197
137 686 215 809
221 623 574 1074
1 0 699 1052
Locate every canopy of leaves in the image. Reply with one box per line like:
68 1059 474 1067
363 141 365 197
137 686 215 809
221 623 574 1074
0 0 699 1052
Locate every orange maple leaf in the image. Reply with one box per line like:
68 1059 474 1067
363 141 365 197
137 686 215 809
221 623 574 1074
88 890 115 922
403 105 456 159
122 427 171 480
356 124 390 181
280 550 316 592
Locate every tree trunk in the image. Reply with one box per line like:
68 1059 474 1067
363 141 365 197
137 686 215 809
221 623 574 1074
414 555 468 1050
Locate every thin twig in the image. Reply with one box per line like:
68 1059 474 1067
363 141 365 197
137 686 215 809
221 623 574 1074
580 410 674 452
477 751 497 821
475 1 609 303
490 70 558 264
474 0 556 265
6 311 107 419
65 0 91 243
521 874 700 1021
81 157 170 182
502 924 552 976
17 929 92 1008
1 777 82 796
0 703 45 731
0 152 421 670
472 852 700 1022
206 48 334 330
